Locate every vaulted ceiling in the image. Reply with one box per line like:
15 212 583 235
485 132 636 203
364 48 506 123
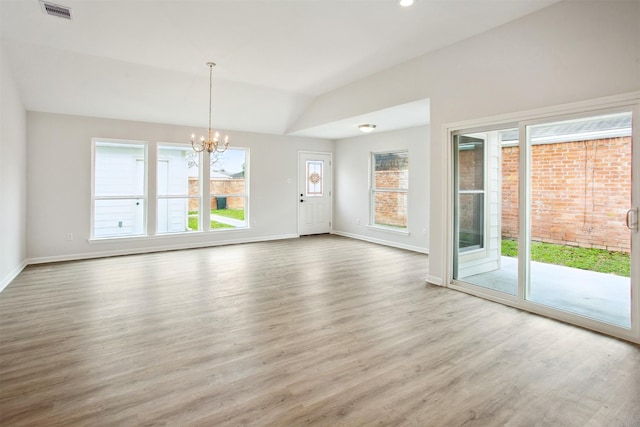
0 0 558 138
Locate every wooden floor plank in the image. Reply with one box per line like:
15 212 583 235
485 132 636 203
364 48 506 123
1 235 639 426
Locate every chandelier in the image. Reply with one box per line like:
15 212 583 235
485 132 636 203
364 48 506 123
191 62 230 153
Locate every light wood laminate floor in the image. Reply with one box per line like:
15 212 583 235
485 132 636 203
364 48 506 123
1 235 639 426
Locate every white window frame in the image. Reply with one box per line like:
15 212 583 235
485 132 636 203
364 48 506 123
453 132 488 256
91 138 148 239
209 147 249 231
369 150 409 233
156 143 202 234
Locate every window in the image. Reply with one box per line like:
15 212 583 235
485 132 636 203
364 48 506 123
305 160 324 196
455 135 485 252
92 140 146 238
92 140 248 238
370 151 408 230
157 144 201 233
210 148 248 229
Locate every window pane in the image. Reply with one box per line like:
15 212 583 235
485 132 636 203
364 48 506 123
372 151 408 229
457 136 484 191
95 142 145 197
157 198 198 233
158 145 198 196
210 149 247 229
500 130 519 254
94 199 145 237
306 160 323 196
458 193 484 250
453 128 516 295
526 112 632 328
455 135 485 253
373 152 408 190
93 140 146 238
373 191 407 228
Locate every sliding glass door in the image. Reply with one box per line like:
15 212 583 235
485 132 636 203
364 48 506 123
453 128 519 297
524 112 634 328
451 105 639 340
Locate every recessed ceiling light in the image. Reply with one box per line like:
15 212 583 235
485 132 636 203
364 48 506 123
358 124 377 133
399 0 415 7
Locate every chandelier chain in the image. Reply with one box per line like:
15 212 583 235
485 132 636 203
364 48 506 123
208 63 212 132
190 61 230 154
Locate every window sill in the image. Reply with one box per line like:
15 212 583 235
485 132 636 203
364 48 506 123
366 225 410 236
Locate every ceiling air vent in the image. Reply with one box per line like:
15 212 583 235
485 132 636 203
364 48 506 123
39 1 72 20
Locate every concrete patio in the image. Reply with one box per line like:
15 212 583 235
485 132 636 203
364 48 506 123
210 213 246 228
460 256 631 328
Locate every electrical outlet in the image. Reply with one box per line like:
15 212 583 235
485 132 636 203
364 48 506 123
66 233 73 241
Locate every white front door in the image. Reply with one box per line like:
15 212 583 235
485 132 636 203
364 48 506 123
298 152 332 235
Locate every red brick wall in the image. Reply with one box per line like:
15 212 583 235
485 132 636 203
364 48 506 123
502 146 519 240
374 170 408 227
188 178 245 211
501 137 631 252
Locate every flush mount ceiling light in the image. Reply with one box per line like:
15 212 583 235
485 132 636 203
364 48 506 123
358 124 377 133
399 0 415 7
191 62 230 154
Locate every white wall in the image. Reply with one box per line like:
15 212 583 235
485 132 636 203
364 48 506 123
0 46 28 290
26 112 333 262
333 126 429 253
7 0 640 281
293 1 640 284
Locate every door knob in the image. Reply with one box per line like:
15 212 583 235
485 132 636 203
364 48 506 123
626 208 638 231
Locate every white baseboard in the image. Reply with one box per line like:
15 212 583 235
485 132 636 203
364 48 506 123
426 275 444 286
0 260 27 292
332 230 428 254
26 234 299 265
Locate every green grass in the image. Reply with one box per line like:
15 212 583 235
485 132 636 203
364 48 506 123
188 216 198 230
189 209 245 220
501 239 630 277
187 216 234 230
501 240 518 257
211 221 234 229
186 208 245 231
211 209 245 220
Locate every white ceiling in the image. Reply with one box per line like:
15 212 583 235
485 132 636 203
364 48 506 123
0 0 558 139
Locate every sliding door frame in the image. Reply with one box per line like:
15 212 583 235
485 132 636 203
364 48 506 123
442 92 640 343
